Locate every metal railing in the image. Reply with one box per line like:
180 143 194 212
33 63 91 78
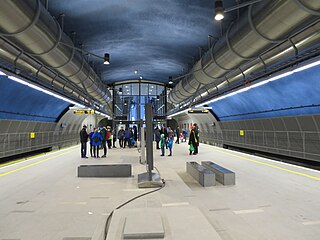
0 130 79 158
199 129 320 161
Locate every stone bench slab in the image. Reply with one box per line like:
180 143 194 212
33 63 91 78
78 164 132 177
201 161 235 185
186 162 215 187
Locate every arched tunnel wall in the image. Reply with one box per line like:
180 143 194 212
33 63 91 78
174 112 320 163
0 110 103 159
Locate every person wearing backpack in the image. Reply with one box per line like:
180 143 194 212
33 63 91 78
99 127 107 158
92 129 103 158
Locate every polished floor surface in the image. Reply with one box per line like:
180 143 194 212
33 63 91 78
0 141 320 240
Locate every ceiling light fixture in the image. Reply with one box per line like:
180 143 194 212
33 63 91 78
214 0 262 21
214 0 224 21
59 42 110 65
195 58 320 107
103 53 110 65
168 76 173 85
6 74 85 108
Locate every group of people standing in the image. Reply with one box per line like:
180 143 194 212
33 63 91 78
154 123 199 157
117 126 138 148
80 125 115 158
80 125 139 158
80 123 200 158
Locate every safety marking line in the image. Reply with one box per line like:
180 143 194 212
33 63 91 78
0 149 76 177
162 202 189 207
123 188 147 192
209 208 230 212
302 221 320 226
99 182 116 185
234 208 264 214
202 145 320 181
59 202 87 205
0 145 79 169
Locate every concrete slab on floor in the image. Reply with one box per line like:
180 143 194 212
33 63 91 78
106 207 222 240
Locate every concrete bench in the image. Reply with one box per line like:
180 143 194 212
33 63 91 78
186 162 215 187
78 164 132 177
201 161 235 185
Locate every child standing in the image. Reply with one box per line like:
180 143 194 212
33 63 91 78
167 136 173 156
160 134 165 156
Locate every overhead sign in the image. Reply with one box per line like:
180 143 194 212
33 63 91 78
73 110 95 114
188 109 209 114
30 132 35 139
240 130 245 136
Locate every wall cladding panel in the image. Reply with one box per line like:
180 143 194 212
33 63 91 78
288 132 304 152
313 115 320 131
262 119 274 131
305 133 320 155
299 115 318 131
275 132 288 150
254 131 264 146
271 118 286 131
285 117 300 131
252 119 263 130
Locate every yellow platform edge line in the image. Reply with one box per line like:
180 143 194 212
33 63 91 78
0 149 75 177
203 145 320 181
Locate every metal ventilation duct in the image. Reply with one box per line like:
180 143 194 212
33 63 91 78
0 0 111 108
168 0 320 104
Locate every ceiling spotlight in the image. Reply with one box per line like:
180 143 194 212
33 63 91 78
139 76 143 80
168 76 173 85
214 0 224 21
104 53 110 65
134 70 138 74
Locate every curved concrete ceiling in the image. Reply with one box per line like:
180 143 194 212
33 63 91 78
48 0 237 85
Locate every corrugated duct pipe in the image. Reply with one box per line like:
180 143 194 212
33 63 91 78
0 0 111 108
168 0 320 104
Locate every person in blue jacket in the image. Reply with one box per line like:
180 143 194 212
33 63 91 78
167 136 173 156
92 129 103 158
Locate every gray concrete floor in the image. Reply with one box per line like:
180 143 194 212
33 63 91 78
0 141 320 240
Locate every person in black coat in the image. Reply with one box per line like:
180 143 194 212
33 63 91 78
80 125 89 158
188 126 199 155
154 127 161 149
175 126 180 144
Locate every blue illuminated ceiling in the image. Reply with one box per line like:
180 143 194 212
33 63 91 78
48 0 238 84
0 76 70 122
208 64 320 121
